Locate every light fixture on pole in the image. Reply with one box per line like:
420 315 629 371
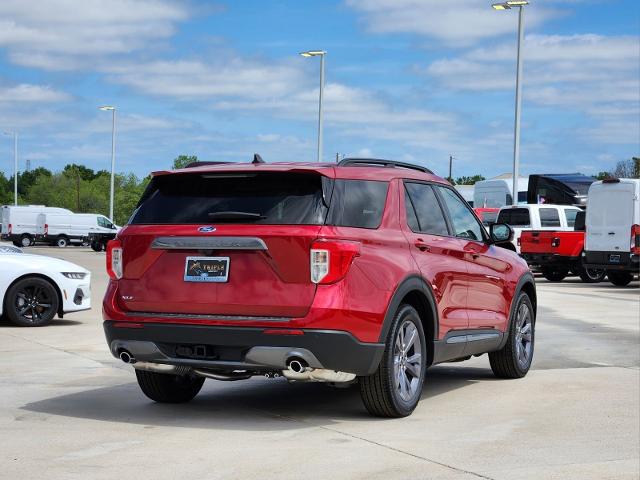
98 105 116 221
3 131 18 205
492 0 528 206
300 50 326 162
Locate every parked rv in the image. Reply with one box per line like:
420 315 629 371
35 212 117 248
527 173 595 208
497 204 582 252
473 177 528 208
583 178 639 286
1 205 73 247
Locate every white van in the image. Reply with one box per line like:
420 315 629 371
454 185 474 207
473 177 528 208
584 178 639 286
1 205 73 247
36 212 118 247
497 204 582 252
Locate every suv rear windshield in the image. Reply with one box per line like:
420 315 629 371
497 208 531 227
130 172 389 229
130 172 328 225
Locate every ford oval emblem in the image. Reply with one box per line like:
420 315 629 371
198 226 216 233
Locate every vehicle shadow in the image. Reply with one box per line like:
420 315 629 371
0 318 83 327
22 364 496 429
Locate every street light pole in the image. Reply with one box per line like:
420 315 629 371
493 1 528 206
99 106 116 221
300 50 327 162
3 131 18 205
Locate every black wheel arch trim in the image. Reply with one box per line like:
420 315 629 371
499 272 536 350
377 274 439 346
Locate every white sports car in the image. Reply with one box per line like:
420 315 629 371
0 247 91 326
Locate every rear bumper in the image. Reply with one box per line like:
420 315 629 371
521 253 579 267
583 252 640 272
104 321 385 376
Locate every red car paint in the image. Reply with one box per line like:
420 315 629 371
103 163 530 344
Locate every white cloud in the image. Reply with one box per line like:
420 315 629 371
423 33 640 135
0 0 190 70
0 83 70 103
345 0 559 46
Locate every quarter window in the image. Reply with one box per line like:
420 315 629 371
404 183 449 235
564 209 578 228
540 208 561 227
436 186 484 241
326 179 389 229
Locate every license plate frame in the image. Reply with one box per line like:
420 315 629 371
184 256 229 283
609 254 621 264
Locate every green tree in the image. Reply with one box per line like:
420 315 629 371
63 163 97 181
17 167 52 196
595 171 611 180
455 175 486 185
172 155 198 169
0 172 12 205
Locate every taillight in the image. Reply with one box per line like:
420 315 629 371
106 239 123 279
310 240 361 284
8 223 11 234
551 237 560 248
517 237 521 246
44 223 48 235
632 224 640 255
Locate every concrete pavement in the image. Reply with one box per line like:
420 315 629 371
0 246 638 479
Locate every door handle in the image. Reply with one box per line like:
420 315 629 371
414 240 430 252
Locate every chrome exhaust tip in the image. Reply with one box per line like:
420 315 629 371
287 359 306 374
119 350 135 364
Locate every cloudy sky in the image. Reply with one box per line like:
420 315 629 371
0 0 638 179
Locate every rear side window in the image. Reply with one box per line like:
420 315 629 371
564 209 578 227
326 179 388 229
404 183 449 236
130 172 328 225
497 208 531 227
540 208 561 227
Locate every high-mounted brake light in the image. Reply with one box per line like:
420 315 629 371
106 239 123 279
632 224 640 255
310 240 361 284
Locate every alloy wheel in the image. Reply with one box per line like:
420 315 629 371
514 302 533 369
392 319 423 402
14 285 54 324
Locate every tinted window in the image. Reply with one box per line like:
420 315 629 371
436 187 484 241
326 179 388 229
540 208 561 227
574 211 586 231
564 209 578 228
404 183 449 235
497 208 531 227
481 211 498 226
131 172 327 225
98 216 114 229
404 190 420 232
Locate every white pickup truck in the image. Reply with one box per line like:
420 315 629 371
497 204 583 253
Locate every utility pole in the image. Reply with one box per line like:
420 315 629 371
448 155 454 183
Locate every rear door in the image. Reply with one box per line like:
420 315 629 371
402 182 469 336
587 183 635 254
117 171 330 318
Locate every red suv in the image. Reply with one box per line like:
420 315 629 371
103 158 536 417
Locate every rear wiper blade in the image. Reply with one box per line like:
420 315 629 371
207 211 266 221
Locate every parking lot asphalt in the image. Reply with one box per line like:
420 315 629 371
1 245 638 480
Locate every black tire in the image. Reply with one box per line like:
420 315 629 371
359 304 427 418
135 370 205 403
90 241 102 252
608 272 634 287
4 277 59 327
541 267 568 282
19 234 33 247
12 240 21 247
578 266 606 283
55 236 69 248
489 292 535 379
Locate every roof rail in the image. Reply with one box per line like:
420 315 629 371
183 161 233 169
338 158 433 174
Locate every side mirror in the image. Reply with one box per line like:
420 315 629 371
490 223 513 243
